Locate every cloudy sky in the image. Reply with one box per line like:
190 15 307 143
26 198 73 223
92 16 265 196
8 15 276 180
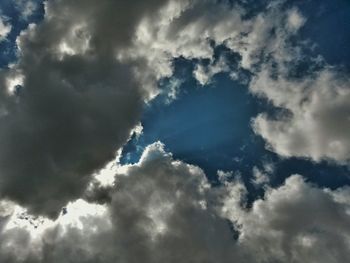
0 0 349 262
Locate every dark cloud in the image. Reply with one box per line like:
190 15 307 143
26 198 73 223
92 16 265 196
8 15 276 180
0 0 171 217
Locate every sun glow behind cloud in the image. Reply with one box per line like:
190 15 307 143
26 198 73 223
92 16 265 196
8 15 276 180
0 0 349 262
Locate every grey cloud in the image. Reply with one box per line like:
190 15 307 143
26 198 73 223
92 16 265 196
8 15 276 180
1 143 350 263
0 0 349 261
0 0 172 217
223 174 350 263
0 143 240 263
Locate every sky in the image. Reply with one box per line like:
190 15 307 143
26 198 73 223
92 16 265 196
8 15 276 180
0 0 349 262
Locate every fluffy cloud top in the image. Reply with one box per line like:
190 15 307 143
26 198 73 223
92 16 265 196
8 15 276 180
0 143 349 263
252 69 350 163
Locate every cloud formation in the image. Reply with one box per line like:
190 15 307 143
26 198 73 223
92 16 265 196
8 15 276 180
252 69 350 163
0 0 349 261
0 16 11 41
1 143 350 263
0 0 171 217
1 0 347 219
122 0 350 164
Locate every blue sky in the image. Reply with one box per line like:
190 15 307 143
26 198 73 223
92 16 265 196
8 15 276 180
0 0 349 262
121 58 350 191
119 0 350 191
0 0 44 67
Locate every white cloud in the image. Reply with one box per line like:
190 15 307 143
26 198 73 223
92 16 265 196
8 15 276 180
286 8 306 33
122 0 350 165
251 69 350 163
0 16 11 41
251 166 270 187
194 56 230 85
118 0 249 92
5 72 24 95
0 0 349 261
1 144 350 262
224 174 350 262
123 0 307 86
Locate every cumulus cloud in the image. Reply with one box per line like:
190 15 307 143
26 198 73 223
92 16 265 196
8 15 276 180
121 0 304 86
0 0 173 217
2 0 344 220
220 2 349 164
0 143 237 262
117 0 249 92
0 143 350 262
234 4 350 164
252 69 350 163
222 174 350 263
0 0 349 261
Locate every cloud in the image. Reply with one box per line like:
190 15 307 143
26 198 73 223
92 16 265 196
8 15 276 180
0 0 173 218
13 0 39 20
121 0 305 87
0 143 237 262
0 16 11 41
222 174 350 263
251 166 270 187
130 0 350 165
225 3 349 164
231 4 350 164
194 56 230 85
117 0 250 93
151 0 346 164
1 143 350 262
0 0 349 261
0 0 346 221
251 67 350 164
120 0 350 165
286 8 306 33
